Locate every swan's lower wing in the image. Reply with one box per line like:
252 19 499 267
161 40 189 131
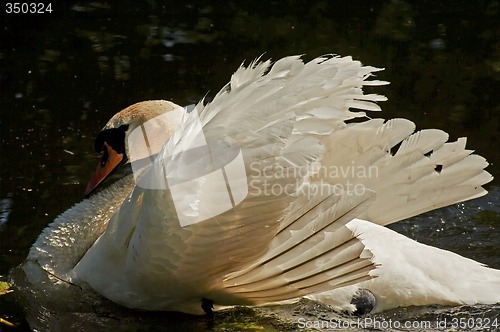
222 184 376 304
122 180 376 307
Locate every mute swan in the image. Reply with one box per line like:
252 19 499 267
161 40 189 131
24 55 498 316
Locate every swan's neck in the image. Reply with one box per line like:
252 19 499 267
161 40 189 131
25 175 136 279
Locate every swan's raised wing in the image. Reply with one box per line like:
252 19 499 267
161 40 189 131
312 117 492 226
75 55 388 312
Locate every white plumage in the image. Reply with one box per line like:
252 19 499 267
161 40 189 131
310 218 500 313
24 54 498 315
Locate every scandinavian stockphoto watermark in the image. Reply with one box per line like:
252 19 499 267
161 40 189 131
127 109 378 227
297 316 499 330
248 161 378 198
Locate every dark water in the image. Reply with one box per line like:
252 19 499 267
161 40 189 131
0 1 499 331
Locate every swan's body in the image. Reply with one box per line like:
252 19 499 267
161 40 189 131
24 55 498 315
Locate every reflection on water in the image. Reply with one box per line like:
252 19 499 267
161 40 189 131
1 1 499 330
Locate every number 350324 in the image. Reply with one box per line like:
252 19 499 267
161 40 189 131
5 3 53 13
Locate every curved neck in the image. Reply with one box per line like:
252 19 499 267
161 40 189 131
26 175 136 278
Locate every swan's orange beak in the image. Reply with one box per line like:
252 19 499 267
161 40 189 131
84 142 125 197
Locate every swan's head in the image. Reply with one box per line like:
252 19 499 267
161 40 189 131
84 100 183 196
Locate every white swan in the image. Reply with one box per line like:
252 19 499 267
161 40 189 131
24 55 499 315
